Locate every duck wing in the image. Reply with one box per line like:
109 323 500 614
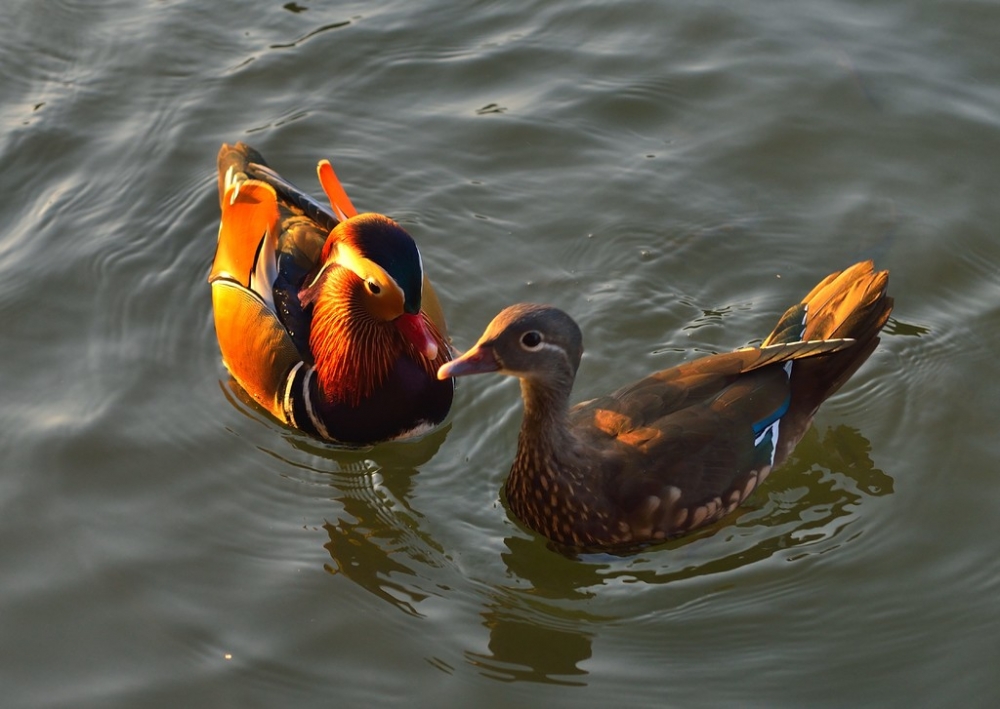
569 339 855 536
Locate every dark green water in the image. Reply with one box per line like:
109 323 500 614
2 0 999 706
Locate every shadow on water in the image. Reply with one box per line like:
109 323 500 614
222 378 451 617
317 448 448 619
283 430 455 620
465 598 594 686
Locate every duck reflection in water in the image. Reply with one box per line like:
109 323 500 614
316 435 448 619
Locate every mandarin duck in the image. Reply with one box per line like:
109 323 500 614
438 261 893 550
209 142 453 445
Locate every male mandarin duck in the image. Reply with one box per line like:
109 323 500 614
209 142 453 445
437 261 892 550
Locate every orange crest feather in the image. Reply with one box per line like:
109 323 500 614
317 159 358 223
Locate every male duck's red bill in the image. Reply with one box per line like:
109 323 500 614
438 261 893 551
209 142 453 445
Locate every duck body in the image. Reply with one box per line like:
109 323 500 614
438 261 892 550
210 142 453 445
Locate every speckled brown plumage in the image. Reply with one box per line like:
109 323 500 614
438 261 893 550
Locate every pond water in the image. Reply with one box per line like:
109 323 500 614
2 0 999 706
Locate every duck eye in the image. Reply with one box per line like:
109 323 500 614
520 331 543 350
366 280 382 295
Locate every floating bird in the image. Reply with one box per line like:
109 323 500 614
438 262 892 549
210 142 453 444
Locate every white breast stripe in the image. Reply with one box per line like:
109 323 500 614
302 367 331 440
283 361 306 429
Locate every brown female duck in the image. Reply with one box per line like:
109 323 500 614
438 261 892 549
210 143 453 444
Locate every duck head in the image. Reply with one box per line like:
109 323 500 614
303 213 444 401
438 304 583 395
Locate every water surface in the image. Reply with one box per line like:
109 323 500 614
2 0 999 706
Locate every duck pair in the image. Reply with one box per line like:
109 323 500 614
210 143 893 550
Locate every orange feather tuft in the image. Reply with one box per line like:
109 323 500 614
317 159 358 223
210 180 280 287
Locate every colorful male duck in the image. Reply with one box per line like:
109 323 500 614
438 261 892 550
210 143 453 444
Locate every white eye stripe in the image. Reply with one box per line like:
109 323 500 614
523 341 563 356
507 341 570 378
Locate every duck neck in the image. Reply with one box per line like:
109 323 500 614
519 376 574 443
507 374 582 503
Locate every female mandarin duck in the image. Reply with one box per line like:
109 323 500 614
438 261 892 550
209 142 453 445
